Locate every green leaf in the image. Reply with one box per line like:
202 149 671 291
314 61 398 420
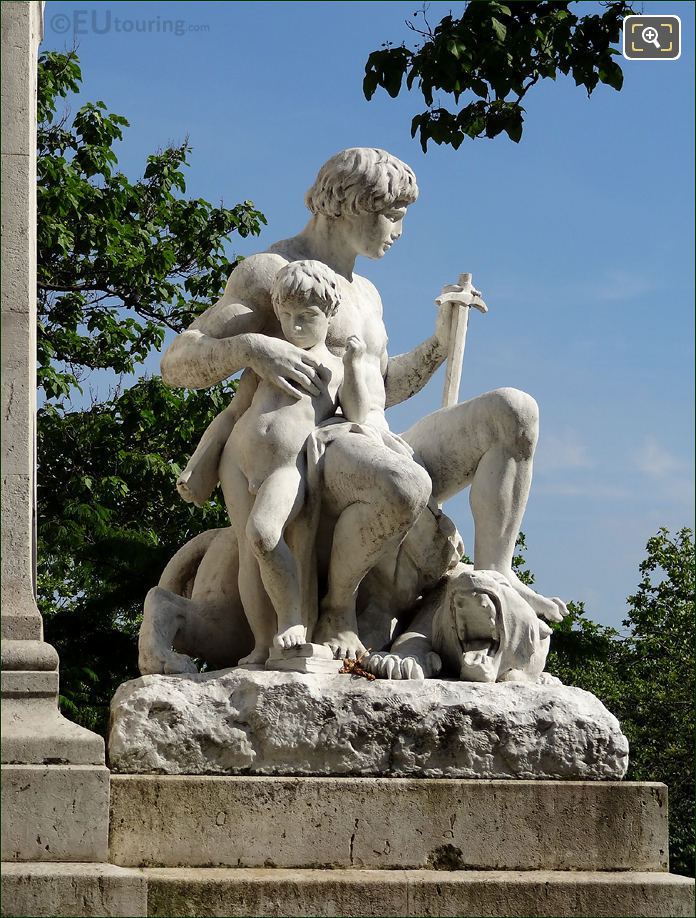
491 18 507 42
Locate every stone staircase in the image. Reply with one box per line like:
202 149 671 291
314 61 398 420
105 776 694 917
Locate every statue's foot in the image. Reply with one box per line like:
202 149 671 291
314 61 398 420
315 608 365 659
326 630 366 660
238 646 270 666
503 569 568 622
363 651 442 680
273 624 307 651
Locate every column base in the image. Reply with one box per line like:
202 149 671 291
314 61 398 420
1 641 109 862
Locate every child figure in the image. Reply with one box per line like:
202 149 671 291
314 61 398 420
223 260 371 663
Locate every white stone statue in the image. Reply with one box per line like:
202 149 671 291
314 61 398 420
138 147 568 682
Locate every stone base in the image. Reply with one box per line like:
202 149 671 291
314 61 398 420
1 637 110 862
143 867 695 918
0 862 147 918
265 642 343 674
1 764 109 862
108 669 628 778
109 776 668 871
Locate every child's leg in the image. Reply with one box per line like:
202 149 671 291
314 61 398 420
222 462 276 664
245 466 306 649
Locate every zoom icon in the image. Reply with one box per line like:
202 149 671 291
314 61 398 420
623 15 681 60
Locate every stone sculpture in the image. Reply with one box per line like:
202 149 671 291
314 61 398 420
138 147 567 683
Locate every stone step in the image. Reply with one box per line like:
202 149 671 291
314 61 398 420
110 776 669 872
143 867 696 918
1 863 147 917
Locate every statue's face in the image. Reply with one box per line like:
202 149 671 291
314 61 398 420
343 207 407 260
452 588 499 645
276 300 330 349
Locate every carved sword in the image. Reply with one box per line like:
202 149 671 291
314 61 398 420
436 272 488 409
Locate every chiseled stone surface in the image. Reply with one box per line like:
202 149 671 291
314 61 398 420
109 669 628 778
109 776 667 871
143 868 696 918
0 862 147 918
1 765 109 863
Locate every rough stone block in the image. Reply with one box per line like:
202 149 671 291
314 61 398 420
109 776 668 871
109 669 628 779
0 862 147 918
1 765 109 862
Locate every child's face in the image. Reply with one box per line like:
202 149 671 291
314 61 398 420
277 299 330 349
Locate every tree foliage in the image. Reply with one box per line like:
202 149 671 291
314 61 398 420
36 51 264 733
37 50 264 400
364 1 632 150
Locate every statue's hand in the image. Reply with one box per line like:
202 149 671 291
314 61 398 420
434 281 488 351
363 650 442 681
249 335 322 399
343 334 367 361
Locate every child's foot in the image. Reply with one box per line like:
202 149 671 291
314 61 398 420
273 624 307 651
238 646 269 666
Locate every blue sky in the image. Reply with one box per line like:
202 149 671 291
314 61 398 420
42 1 694 629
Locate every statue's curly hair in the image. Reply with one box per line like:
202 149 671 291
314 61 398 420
305 148 419 217
271 259 342 318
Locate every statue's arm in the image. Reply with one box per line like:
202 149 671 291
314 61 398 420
383 335 447 408
160 254 285 389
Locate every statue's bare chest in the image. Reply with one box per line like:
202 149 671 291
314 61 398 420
326 276 387 357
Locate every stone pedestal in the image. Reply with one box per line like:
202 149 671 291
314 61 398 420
109 776 668 871
105 775 695 917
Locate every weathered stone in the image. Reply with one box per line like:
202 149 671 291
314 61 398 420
1 765 109 862
109 669 628 778
265 642 343 674
143 867 696 918
0 862 147 917
109 776 667 871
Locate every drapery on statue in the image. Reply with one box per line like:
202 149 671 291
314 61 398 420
138 148 567 683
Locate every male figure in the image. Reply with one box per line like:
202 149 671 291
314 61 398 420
224 260 375 663
162 148 566 662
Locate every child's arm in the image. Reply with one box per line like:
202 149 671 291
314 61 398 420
339 335 371 424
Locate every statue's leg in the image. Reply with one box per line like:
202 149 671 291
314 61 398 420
220 460 277 665
314 435 432 658
246 466 307 650
185 527 254 668
402 388 565 622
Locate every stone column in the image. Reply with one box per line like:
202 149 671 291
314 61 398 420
1 0 109 863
